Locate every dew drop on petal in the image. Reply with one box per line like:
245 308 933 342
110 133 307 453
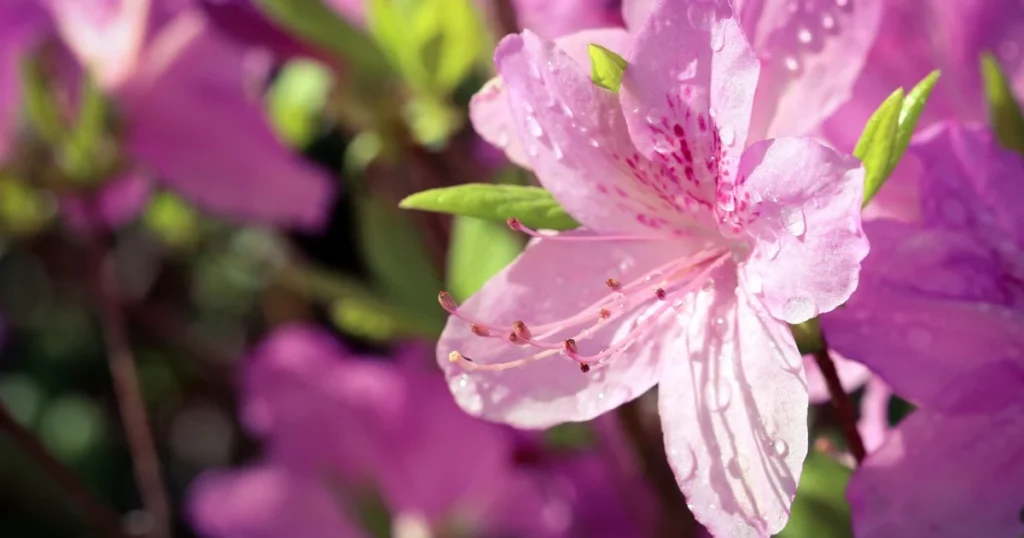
727 456 744 478
645 111 661 125
782 296 817 321
552 143 564 161
495 129 510 148
821 13 836 30
588 138 601 148
784 56 800 72
560 103 574 119
525 115 543 138
770 439 789 457
710 28 725 51
781 206 806 237
687 3 713 30
719 125 735 147
797 27 813 45
705 380 732 411
676 58 698 81
654 138 674 154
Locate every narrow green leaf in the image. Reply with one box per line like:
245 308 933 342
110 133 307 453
981 53 1024 154
60 75 109 182
20 56 63 144
776 453 853 538
855 88 904 207
356 193 446 331
399 184 579 231
889 70 940 177
253 0 391 78
588 44 628 93
447 216 523 301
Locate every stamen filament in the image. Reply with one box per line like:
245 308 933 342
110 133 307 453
507 218 701 242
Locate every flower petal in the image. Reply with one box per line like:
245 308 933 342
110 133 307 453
469 28 632 171
437 234 697 428
737 137 867 323
848 400 1024 538
122 11 336 229
621 0 653 32
857 377 891 453
42 0 151 89
802 351 871 404
742 0 883 140
821 222 1024 410
0 3 47 163
188 463 367 538
620 0 759 208
513 0 624 40
659 276 807 537
494 29 714 233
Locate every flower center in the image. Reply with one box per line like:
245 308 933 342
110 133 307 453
441 221 730 374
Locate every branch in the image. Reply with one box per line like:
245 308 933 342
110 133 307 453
810 344 867 464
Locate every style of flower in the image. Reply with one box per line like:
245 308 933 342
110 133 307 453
438 0 868 535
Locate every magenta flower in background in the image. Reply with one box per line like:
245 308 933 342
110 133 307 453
0 1 50 165
512 0 624 40
40 0 336 230
821 123 1024 536
442 0 869 534
190 324 650 538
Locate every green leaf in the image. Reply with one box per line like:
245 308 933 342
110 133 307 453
59 74 109 182
447 216 523 301
981 53 1024 154
588 44 628 93
267 59 334 147
253 0 391 78
399 184 579 231
855 88 903 207
142 193 200 249
20 55 64 145
356 193 446 332
776 453 853 538
891 70 940 173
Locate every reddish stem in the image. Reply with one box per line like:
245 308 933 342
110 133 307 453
811 345 867 464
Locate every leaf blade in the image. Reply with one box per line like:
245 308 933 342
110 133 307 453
399 184 579 230
855 88 904 207
981 53 1024 155
588 44 627 93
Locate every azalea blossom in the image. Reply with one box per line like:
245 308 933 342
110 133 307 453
190 324 650 538
439 0 868 534
821 122 1024 536
512 0 625 40
39 0 336 229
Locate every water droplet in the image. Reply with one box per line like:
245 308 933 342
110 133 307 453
528 62 541 79
552 143 564 160
727 456 744 478
784 56 800 72
797 27 813 45
780 206 806 237
646 271 665 283
672 298 685 310
525 115 543 138
908 327 933 351
588 138 601 148
701 277 716 292
719 125 735 147
527 144 539 157
770 439 789 457
495 129 510 148
821 13 836 30
676 59 698 81
687 3 713 30
653 138 674 154
718 195 736 212
457 374 469 388
614 292 628 309
835 0 849 7
709 107 718 119
782 296 817 321
560 103 574 119
645 111 662 125
745 271 763 293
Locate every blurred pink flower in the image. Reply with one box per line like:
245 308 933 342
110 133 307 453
41 0 336 230
190 325 648 538
512 0 624 39
822 123 1024 535
0 1 50 165
444 1 868 535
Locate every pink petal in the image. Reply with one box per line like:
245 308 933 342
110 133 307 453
0 3 47 163
620 0 759 208
42 0 151 89
187 463 367 538
659 275 807 537
60 174 152 232
621 0 653 32
802 351 871 404
437 234 695 428
494 30 711 233
848 400 1024 538
121 11 335 230
513 0 624 40
737 137 867 323
742 0 883 140
470 28 632 171
821 222 1024 410
857 377 891 453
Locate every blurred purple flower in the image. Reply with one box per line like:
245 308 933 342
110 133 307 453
60 174 152 232
822 122 1024 535
823 0 1024 152
512 0 624 40
0 1 50 165
198 0 337 62
189 325 649 537
41 0 336 230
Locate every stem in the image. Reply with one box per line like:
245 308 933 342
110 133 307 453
0 403 128 538
617 398 699 538
92 252 172 538
811 344 867 464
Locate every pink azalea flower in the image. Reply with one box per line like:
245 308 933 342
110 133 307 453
41 0 336 229
441 0 868 534
823 0 1024 152
0 1 50 165
821 123 1024 535
190 325 648 538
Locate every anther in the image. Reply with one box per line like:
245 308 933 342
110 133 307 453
508 332 522 344
564 338 578 354
598 308 611 320
512 320 532 340
605 278 622 291
507 217 523 231
448 351 466 363
471 324 490 337
655 288 667 300
579 362 591 373
438 291 458 312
